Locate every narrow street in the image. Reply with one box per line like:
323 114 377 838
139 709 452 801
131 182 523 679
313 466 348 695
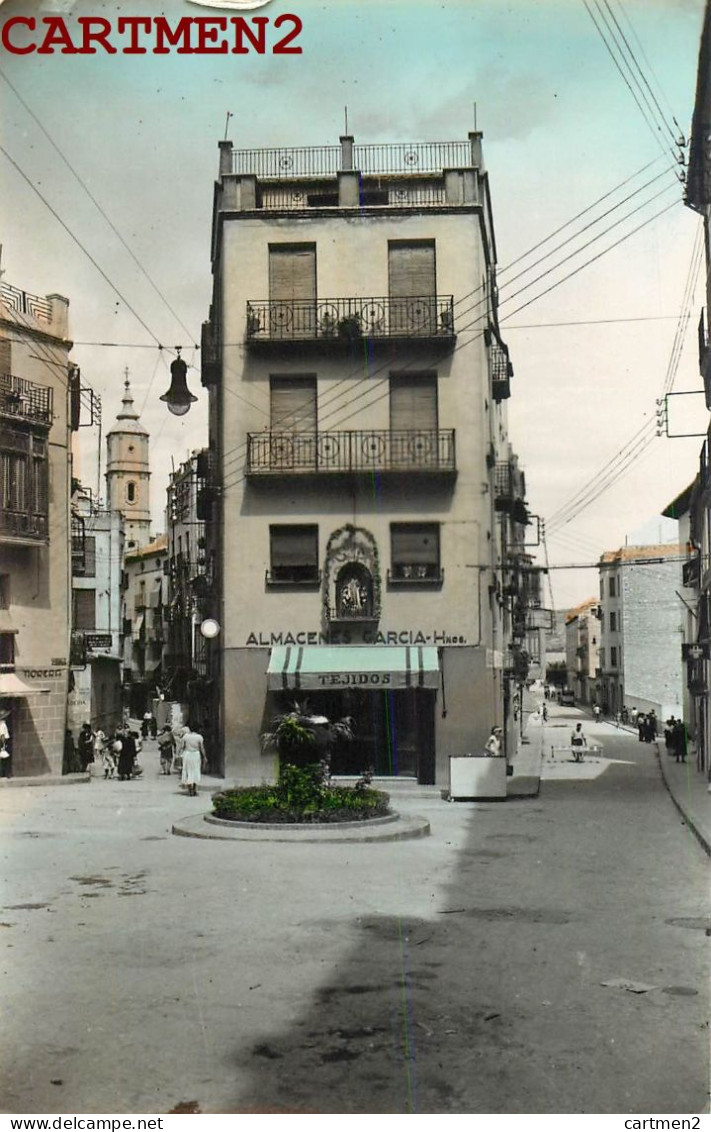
1 710 708 1115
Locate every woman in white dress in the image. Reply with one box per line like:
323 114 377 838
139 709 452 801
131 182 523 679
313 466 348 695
180 724 205 797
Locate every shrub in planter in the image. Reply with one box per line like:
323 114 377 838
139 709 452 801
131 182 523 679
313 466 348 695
212 763 390 824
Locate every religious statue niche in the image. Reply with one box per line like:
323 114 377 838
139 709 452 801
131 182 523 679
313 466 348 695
336 563 373 619
323 524 381 626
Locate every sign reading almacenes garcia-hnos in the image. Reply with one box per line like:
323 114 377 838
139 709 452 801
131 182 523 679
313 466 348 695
245 628 468 647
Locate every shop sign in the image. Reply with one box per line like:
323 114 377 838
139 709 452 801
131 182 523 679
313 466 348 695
85 634 113 650
17 667 63 679
245 628 468 647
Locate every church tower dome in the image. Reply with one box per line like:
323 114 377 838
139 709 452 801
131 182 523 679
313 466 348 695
105 370 152 549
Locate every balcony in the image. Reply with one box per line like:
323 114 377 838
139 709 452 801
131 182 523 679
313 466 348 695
246 429 456 478
486 327 513 403
245 296 455 347
0 509 48 542
0 374 53 426
683 556 701 589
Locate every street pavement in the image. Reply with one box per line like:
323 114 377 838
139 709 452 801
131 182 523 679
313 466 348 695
0 719 709 1114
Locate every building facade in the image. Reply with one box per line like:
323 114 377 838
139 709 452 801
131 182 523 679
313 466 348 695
201 131 528 785
0 279 74 775
565 598 600 705
69 486 125 739
597 546 684 718
122 534 167 715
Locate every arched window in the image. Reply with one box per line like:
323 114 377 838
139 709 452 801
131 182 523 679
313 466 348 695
127 481 136 504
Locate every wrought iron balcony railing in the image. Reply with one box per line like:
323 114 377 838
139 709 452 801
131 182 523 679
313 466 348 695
246 295 455 344
246 429 456 477
0 509 48 541
0 374 53 425
0 282 53 323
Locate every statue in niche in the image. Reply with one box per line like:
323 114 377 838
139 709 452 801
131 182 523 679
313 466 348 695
336 564 373 619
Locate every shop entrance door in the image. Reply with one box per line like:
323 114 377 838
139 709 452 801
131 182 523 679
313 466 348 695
316 688 435 784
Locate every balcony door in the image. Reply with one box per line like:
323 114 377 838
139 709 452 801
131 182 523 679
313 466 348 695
389 375 438 467
269 376 317 470
268 244 316 339
388 240 436 336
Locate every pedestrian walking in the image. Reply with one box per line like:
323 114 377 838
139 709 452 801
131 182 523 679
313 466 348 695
647 710 658 740
593 704 601 723
77 722 94 771
180 723 206 797
542 704 548 722
664 717 676 752
637 714 646 742
117 728 137 781
571 721 587 762
0 708 11 778
631 707 638 726
673 719 688 763
158 725 174 775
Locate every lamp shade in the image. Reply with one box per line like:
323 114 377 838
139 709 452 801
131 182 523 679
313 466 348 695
160 356 198 416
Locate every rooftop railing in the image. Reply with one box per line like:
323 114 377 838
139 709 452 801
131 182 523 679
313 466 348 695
0 282 52 324
231 140 473 179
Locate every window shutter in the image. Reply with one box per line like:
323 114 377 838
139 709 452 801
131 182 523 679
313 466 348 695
74 588 96 631
390 377 437 431
0 335 10 375
270 526 318 567
269 246 316 300
388 242 436 297
392 526 439 565
270 377 316 433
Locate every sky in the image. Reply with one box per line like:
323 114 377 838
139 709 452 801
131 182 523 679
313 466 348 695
0 0 707 610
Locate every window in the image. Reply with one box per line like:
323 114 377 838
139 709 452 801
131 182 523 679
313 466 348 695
0 335 10 375
391 523 441 580
73 588 96 631
389 375 438 431
0 574 9 609
609 576 616 597
0 632 15 671
599 611 604 631
0 426 48 539
388 240 436 335
127 482 136 504
269 525 319 583
599 648 605 669
269 244 316 338
610 646 618 668
610 611 617 632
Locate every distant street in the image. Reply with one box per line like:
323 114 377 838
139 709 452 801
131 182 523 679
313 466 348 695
1 709 709 1115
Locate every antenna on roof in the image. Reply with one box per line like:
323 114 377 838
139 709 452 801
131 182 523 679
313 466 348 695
223 111 233 141
473 102 477 131
344 105 349 134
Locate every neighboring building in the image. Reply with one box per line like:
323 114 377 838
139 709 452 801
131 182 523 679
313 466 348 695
201 130 529 785
565 598 600 705
122 534 167 715
0 279 74 775
163 451 214 745
680 0 711 777
105 373 151 551
597 545 684 718
68 486 125 739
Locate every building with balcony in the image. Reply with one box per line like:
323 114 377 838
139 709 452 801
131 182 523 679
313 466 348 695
163 451 215 750
68 486 125 740
0 279 74 775
201 131 525 785
597 545 684 718
565 598 600 706
122 534 167 715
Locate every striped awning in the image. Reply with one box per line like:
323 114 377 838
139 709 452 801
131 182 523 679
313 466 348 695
267 645 440 691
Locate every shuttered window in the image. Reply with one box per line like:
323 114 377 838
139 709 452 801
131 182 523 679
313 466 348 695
390 376 438 431
388 241 436 335
391 523 440 580
74 588 96 631
0 335 10 375
269 244 316 339
270 376 317 432
270 525 319 582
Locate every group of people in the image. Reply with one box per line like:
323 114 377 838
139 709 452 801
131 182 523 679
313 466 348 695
63 718 207 793
664 716 688 763
636 710 658 743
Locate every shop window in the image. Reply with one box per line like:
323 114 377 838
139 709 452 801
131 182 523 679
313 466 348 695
269 525 319 583
390 523 441 580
